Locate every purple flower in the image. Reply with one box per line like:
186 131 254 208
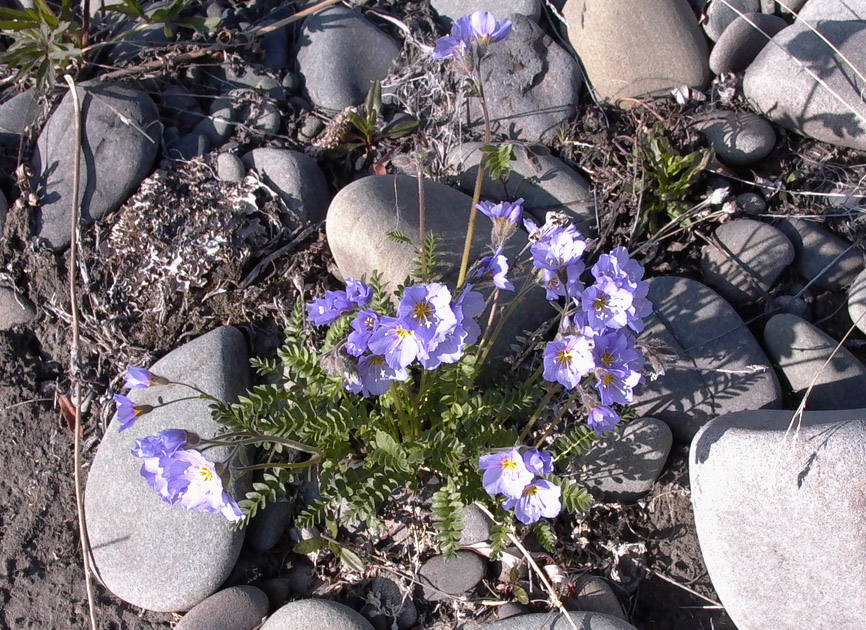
345 278 373 308
131 429 187 458
113 394 153 432
531 225 586 272
595 367 642 406
432 11 512 60
143 449 243 522
479 449 535 499
581 278 634 331
397 283 457 344
591 247 652 333
476 249 514 291
345 310 380 357
542 336 595 389
367 316 427 370
587 406 621 436
306 290 352 327
455 286 485 347
541 262 585 301
523 449 554 475
417 286 486 370
476 199 524 224
125 366 167 389
503 479 562 525
592 331 644 374
352 354 409 397
468 11 513 43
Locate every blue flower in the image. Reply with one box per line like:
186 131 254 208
113 394 153 432
581 278 634 331
306 290 352 327
587 405 621 436
345 278 373 308
503 479 562 525
345 310 380 357
351 354 409 397
397 283 457 345
479 449 535 499
531 225 586 272
476 249 514 291
595 367 642 406
542 336 595 389
131 429 187 458
367 317 427 370
124 366 167 389
432 11 512 60
523 449 554 475
476 199 524 224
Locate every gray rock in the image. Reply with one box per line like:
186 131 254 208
470 611 638 629
563 0 709 105
693 110 776 165
0 189 7 235
777 0 807 14
243 102 281 135
572 576 626 620
175 586 269 630
431 0 541 25
194 98 235 145
206 65 285 101
700 218 794 305
775 217 864 290
743 0 866 151
690 408 866 630
770 295 810 321
571 417 672 503
709 12 787 74
0 90 40 147
827 183 865 210
705 0 760 41
419 551 486 601
0 288 36 330
262 24 291 72
258 577 291 610
361 577 417 629
299 116 325 140
459 503 493 546
216 152 246 183
760 0 775 13
285 561 316 596
448 142 596 236
469 14 582 142
736 192 766 213
764 313 866 409
241 148 329 222
85 326 250 611
261 599 374 630
631 276 782 442
168 131 211 160
296 6 400 111
282 72 302 95
160 85 200 133
496 602 527 619
848 267 866 334
31 83 160 250
326 175 553 365
247 499 292 552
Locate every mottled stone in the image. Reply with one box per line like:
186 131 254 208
261 599 374 630
432 0 541 25
468 611 638 629
459 504 493 546
709 12 787 75
775 217 864 290
705 0 761 41
216 152 245 183
241 148 330 223
419 552 486 601
691 408 866 630
175 586 269 630
0 287 36 330
693 110 776 166
573 576 627 620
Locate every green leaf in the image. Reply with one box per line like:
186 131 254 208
294 538 326 554
364 79 382 122
331 543 366 573
512 585 530 605
481 143 516 181
380 116 418 139
386 230 412 244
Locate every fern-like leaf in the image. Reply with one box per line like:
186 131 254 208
431 480 464 558
531 519 557 554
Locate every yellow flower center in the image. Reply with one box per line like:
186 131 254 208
556 349 574 366
602 372 616 387
369 356 385 367
199 466 215 483
396 326 414 340
412 302 433 321
593 295 609 311
501 457 518 472
523 484 539 497
601 352 613 367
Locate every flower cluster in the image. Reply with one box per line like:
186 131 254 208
307 279 485 398
525 218 652 435
478 448 561 525
432 11 512 60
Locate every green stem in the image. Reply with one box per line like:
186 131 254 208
475 274 535 370
532 386 583 448
518 383 561 443
456 75 492 288
233 457 321 473
165 380 216 400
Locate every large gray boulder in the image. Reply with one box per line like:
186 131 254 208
261 599 374 630
296 5 400 111
709 12 788 75
432 0 542 24
85 326 250 612
743 0 866 151
563 0 709 105
468 14 582 143
631 276 781 441
691 408 866 630
31 83 160 250
241 148 330 223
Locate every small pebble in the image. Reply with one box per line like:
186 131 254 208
216 153 245 183
419 551 486 601
299 116 325 140
0 288 36 330
736 192 766 214
175 585 268 630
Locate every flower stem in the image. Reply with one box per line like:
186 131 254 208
165 381 217 400
533 386 583 448
475 274 535 370
518 383 561 443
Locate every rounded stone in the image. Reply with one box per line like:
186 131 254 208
431 0 542 25
736 192 766 214
848 267 866 334
471 611 639 629
168 131 211 160
573 576 626 620
693 111 776 166
570 417 672 503
299 116 324 140
775 217 865 291
195 99 236 145
175 586 269 630
246 499 292 552
700 218 794 305
704 0 760 41
84 327 251 612
709 12 787 75
0 90 40 146
0 288 36 330
459 504 493 546
690 408 866 630
244 102 281 135
764 313 866 409
261 599 375 630
296 5 400 111
769 295 810 321
241 148 330 223
419 551 486 601
563 0 709 105
361 577 417 629
216 152 246 183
